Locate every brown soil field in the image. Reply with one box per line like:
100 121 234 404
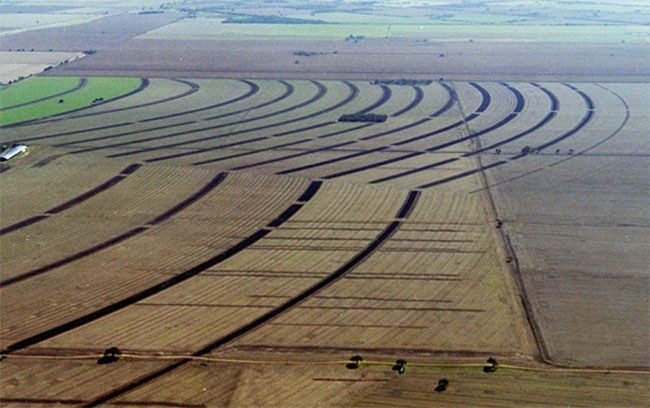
0 12 182 52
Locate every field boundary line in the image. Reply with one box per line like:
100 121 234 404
3 352 649 375
469 100 549 363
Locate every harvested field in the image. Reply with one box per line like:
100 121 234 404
0 12 105 38
1 354 648 407
0 1 648 404
485 84 650 367
1 73 647 405
5 77 621 188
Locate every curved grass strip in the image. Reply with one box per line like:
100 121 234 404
0 77 81 110
0 77 142 127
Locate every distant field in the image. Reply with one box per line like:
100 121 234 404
287 11 532 25
0 13 95 29
0 51 84 85
0 76 142 126
6 0 168 8
138 17 648 43
0 12 103 36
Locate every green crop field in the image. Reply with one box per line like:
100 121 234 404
0 77 80 110
139 17 647 43
435 12 533 24
390 23 643 42
0 77 142 126
285 12 433 25
289 11 531 25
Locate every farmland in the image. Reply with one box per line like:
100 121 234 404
0 0 649 407
139 17 647 43
0 76 142 126
0 52 85 85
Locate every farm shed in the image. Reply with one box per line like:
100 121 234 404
0 144 27 161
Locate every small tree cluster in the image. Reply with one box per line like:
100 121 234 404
483 357 499 373
224 15 328 24
339 113 387 123
346 355 364 369
434 378 449 392
97 347 122 365
392 359 407 374
293 50 325 57
371 79 433 86
345 34 365 43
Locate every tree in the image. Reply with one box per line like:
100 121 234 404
346 355 364 369
97 346 122 365
435 379 449 392
483 357 499 373
392 359 407 374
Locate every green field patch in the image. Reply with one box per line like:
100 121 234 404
434 12 533 24
0 76 80 109
223 15 329 24
492 0 650 13
139 19 391 39
0 77 142 126
264 23 391 38
624 25 650 42
139 17 645 43
390 24 642 43
259 11 529 26
287 12 434 25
